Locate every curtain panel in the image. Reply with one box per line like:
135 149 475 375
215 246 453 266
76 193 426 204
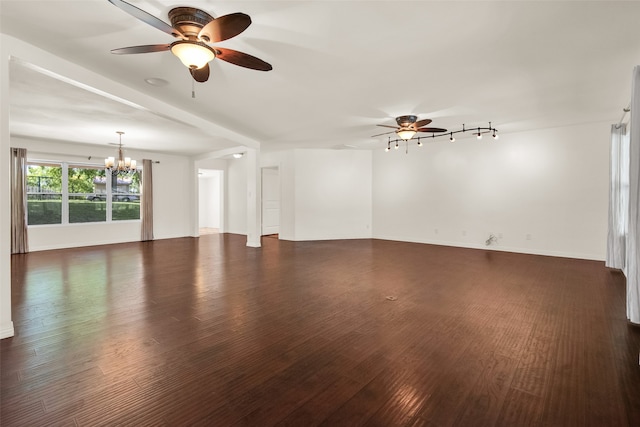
141 159 154 241
11 147 29 254
627 65 640 324
606 124 629 270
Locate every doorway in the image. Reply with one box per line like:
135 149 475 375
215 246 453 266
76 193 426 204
261 167 280 236
198 169 223 235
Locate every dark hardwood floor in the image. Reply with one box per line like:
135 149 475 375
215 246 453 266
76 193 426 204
2 234 640 426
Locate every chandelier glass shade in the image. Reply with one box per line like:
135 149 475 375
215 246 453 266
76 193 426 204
105 131 137 175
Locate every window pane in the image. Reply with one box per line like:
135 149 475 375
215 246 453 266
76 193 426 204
27 163 62 225
112 172 140 221
68 165 106 195
69 195 107 223
69 165 107 223
27 194 62 225
27 164 62 193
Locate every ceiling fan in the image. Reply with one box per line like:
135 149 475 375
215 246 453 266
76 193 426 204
107 0 272 83
372 115 447 140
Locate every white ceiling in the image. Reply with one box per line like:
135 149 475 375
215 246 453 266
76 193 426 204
1 0 639 156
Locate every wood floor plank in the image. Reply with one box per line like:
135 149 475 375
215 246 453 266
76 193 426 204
2 234 639 426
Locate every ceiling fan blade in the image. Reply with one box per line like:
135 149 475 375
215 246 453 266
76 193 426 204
376 124 399 129
214 47 272 71
190 64 210 83
199 13 252 43
107 0 185 39
371 131 396 138
111 44 171 54
414 118 432 128
417 127 448 133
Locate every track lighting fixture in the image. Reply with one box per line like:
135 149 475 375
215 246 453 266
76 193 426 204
382 122 498 153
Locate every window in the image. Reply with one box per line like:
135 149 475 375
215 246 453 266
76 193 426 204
26 161 141 226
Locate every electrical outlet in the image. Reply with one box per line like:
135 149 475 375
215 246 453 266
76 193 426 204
462 230 467 236
434 228 439 234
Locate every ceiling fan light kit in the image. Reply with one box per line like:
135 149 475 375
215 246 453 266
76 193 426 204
375 116 499 153
107 0 272 84
396 129 417 140
170 41 215 69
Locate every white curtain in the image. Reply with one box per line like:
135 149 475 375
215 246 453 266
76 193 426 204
11 147 28 254
141 159 154 241
606 124 629 269
627 65 640 324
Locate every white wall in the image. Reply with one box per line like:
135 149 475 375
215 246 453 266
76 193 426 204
373 122 610 260
17 136 194 251
198 171 221 229
281 149 372 241
260 149 373 241
293 149 372 240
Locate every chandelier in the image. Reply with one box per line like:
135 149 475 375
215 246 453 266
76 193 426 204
105 131 137 175
384 122 499 153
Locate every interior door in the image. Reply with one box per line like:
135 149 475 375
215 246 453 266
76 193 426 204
261 167 280 235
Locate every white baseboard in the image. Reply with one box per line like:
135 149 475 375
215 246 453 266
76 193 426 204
0 321 15 339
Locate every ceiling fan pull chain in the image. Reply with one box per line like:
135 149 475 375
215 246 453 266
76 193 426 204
192 78 196 98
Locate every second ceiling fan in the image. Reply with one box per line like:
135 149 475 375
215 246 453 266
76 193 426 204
372 115 447 140
107 0 272 83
